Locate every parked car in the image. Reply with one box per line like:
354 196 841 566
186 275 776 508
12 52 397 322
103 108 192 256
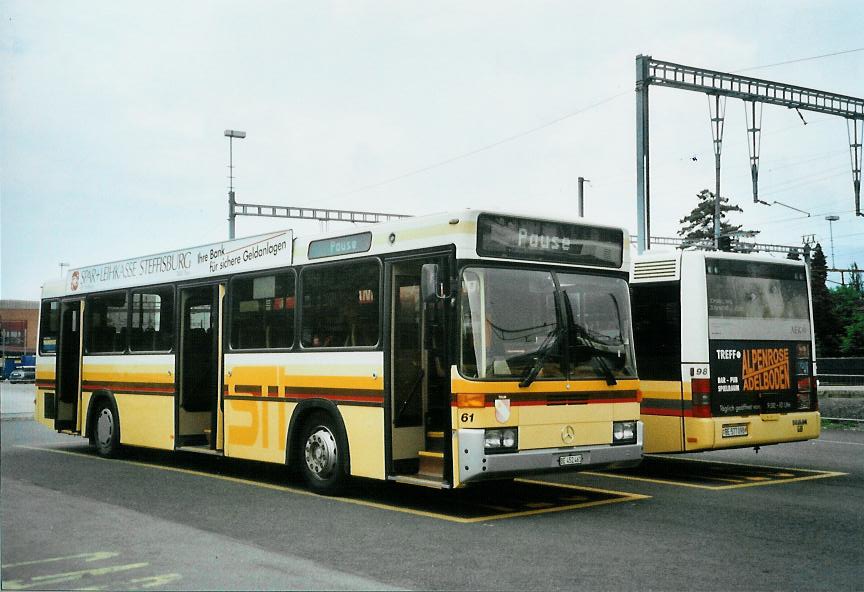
8 366 35 383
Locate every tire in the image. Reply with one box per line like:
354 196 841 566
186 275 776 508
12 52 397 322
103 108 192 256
299 411 349 495
93 400 121 458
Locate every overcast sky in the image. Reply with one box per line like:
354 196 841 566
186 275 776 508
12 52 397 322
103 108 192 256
2 1 862 300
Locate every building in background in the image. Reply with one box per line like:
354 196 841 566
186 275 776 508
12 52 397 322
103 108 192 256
1 300 39 378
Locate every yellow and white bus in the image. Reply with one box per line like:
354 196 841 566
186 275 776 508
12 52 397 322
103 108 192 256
35 210 642 493
631 251 820 454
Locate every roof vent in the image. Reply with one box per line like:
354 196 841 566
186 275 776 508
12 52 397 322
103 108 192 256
633 259 678 280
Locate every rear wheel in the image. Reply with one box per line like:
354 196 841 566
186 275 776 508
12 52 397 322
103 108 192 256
299 412 349 495
93 401 121 457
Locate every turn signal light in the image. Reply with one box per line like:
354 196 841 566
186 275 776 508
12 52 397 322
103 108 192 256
456 393 486 408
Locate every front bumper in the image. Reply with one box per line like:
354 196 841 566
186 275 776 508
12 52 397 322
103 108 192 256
457 421 644 484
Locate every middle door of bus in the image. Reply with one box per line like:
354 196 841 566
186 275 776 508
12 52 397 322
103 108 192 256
55 299 83 432
387 253 451 478
177 283 225 451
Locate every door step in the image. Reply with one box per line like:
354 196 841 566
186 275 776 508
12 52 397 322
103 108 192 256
390 474 451 489
177 445 223 456
425 430 446 452
418 450 445 477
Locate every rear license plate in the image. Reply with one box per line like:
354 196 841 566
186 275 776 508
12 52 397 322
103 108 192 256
722 424 748 438
558 454 583 466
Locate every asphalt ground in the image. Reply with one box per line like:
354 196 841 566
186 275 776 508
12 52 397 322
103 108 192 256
2 415 862 591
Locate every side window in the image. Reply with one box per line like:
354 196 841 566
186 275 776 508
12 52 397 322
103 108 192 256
130 287 175 352
630 283 681 380
301 260 380 348
231 271 296 349
85 292 129 354
39 300 60 354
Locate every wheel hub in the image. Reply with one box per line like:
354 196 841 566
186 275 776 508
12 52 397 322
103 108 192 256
304 427 337 480
96 408 113 447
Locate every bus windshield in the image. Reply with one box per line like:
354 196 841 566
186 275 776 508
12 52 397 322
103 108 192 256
458 267 636 382
706 259 811 340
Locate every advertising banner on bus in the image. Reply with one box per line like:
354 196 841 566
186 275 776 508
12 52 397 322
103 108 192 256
706 258 810 341
709 340 810 416
65 230 293 294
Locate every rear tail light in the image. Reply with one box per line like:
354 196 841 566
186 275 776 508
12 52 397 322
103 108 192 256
797 376 817 411
691 378 712 418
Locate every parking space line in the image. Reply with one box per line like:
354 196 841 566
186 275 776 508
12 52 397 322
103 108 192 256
814 439 864 447
14 445 461 522
2 552 119 570
582 456 846 490
15 445 649 523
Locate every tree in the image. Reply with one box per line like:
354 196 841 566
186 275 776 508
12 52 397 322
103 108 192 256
832 283 864 356
849 262 863 293
678 189 759 250
840 315 864 356
810 244 841 356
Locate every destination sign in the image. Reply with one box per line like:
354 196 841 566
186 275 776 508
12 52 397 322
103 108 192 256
66 230 293 295
307 232 372 259
476 214 623 268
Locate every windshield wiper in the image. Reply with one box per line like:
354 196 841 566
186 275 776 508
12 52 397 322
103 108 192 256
519 326 562 388
561 291 618 386
571 323 618 386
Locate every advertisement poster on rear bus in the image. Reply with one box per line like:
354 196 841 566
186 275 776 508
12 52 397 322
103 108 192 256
709 340 807 416
66 230 293 294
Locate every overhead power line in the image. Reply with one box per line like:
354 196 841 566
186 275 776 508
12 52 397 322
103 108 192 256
316 91 630 205
734 47 864 73
316 48 863 210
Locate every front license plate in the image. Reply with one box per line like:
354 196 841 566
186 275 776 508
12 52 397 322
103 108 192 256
722 424 748 438
558 454 583 466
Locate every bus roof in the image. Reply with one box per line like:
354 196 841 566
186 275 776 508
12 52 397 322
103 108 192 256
42 209 631 298
632 249 807 283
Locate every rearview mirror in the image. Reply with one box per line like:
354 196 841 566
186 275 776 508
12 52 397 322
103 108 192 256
421 263 442 304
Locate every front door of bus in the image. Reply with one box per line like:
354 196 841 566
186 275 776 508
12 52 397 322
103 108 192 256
55 300 83 431
178 283 225 451
388 255 450 478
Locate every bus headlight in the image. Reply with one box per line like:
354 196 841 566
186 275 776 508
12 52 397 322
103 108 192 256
612 421 636 445
484 428 518 453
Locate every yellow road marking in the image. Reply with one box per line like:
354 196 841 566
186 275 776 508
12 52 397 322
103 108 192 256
473 503 518 513
128 573 183 588
583 456 846 490
650 454 845 474
706 477 746 484
16 445 649 523
561 495 588 502
2 562 149 590
584 469 846 490
2 552 119 569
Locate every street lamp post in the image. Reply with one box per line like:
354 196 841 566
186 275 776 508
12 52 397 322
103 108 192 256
825 215 839 268
577 177 589 217
224 129 247 240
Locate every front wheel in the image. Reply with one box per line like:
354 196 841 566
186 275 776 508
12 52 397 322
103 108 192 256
93 401 121 457
299 412 349 495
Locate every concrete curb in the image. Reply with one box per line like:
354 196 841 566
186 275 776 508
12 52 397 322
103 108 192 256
1 413 34 422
